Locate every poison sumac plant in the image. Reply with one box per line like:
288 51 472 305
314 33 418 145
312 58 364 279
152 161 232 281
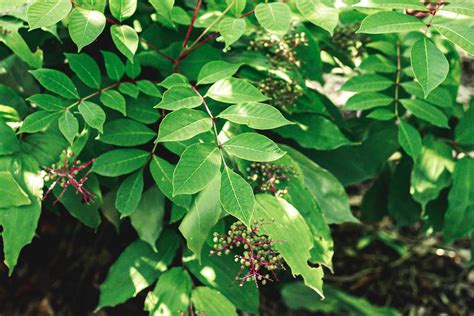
0 0 473 315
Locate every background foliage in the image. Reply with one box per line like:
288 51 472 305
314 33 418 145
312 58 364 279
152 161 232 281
0 0 473 314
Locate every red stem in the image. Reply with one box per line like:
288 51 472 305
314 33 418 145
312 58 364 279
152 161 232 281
182 0 203 49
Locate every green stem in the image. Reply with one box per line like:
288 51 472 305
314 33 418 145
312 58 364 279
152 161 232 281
394 42 401 119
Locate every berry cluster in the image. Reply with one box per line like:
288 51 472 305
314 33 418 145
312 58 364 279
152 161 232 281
247 162 296 197
210 220 285 287
332 23 369 56
248 26 308 68
42 151 95 205
258 77 303 113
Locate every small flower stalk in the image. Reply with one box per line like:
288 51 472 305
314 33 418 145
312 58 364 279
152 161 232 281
249 26 309 68
42 153 95 205
247 162 296 197
210 220 285 288
258 77 303 113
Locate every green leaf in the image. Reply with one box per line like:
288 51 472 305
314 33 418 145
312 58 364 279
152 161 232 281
282 282 402 316
115 169 144 216
0 171 31 208
144 268 192 316
442 1 474 17
223 133 286 162
156 86 202 110
345 92 393 110
284 145 358 224
342 74 393 92
100 90 127 115
367 108 395 120
218 102 293 130
179 175 221 261
27 0 72 30
357 11 425 34
220 167 255 226
125 57 142 79
130 186 165 252
0 155 43 273
197 61 242 86
149 0 174 27
98 231 179 308
219 17 246 49
411 136 453 209
284 170 334 268
92 149 149 177
78 101 106 133
30 69 79 99
388 157 422 227
109 0 137 22
100 119 155 146
276 114 354 150
127 95 161 124
0 122 20 155
27 94 69 111
191 287 237 316
184 248 259 313
398 121 422 159
455 104 474 146
400 99 449 128
296 0 339 35
101 50 125 81
359 55 397 73
20 111 60 133
255 194 325 298
136 80 161 97
59 110 79 144
68 8 106 52
411 37 449 97
111 24 139 62
160 73 189 89
434 21 474 55
0 21 43 68
173 143 222 196
65 53 101 89
401 81 453 109
206 78 269 104
157 108 212 143
255 2 291 36
119 82 139 98
75 0 107 11
150 156 192 209
355 0 428 10
443 158 474 241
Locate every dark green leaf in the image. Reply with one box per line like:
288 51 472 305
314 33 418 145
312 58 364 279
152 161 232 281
100 90 127 115
115 169 144 216
98 231 179 308
144 268 192 315
223 133 286 162
179 175 222 261
92 149 149 177
100 119 155 146
218 102 294 129
220 167 255 226
66 53 101 89
157 108 212 143
101 50 125 81
30 69 79 99
173 143 222 195
206 78 268 104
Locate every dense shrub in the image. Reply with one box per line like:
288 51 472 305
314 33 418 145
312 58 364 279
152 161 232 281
0 0 472 314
